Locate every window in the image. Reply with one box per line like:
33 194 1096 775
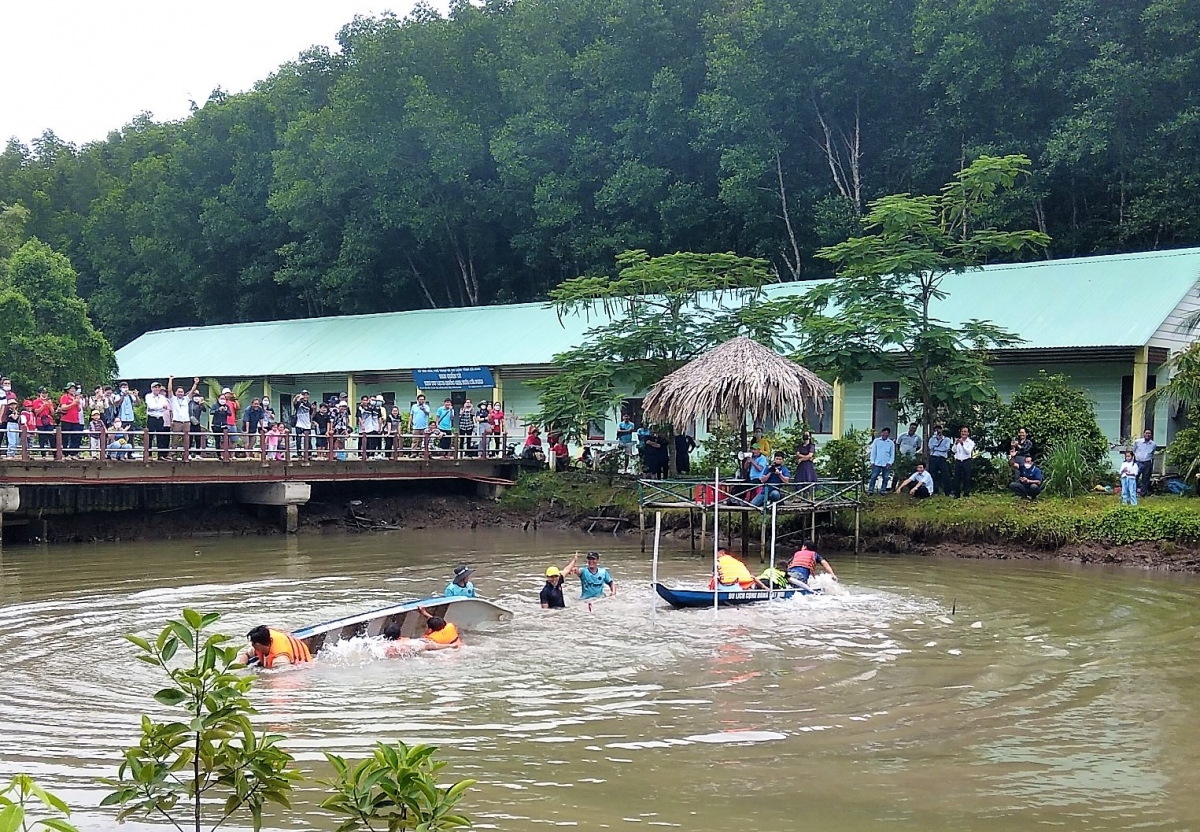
587 418 606 441
1120 374 1157 440
872 382 899 434
621 397 645 426
803 393 834 434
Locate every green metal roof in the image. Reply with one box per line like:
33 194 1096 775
115 247 1200 379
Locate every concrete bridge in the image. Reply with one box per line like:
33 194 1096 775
0 456 530 540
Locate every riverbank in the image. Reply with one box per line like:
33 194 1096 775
17 473 1200 572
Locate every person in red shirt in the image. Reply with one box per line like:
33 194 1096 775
31 388 57 457
58 383 85 457
488 404 505 457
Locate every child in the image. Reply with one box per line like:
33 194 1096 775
87 409 106 458
265 421 287 460
18 400 35 456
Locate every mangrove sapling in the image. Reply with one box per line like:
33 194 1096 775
321 741 475 832
0 774 81 832
100 609 300 832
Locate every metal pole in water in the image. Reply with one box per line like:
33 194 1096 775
713 466 720 618
769 502 779 599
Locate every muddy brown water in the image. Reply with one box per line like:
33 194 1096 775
1 530 1198 831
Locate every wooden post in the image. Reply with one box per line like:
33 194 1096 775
854 504 861 553
700 508 707 550
811 510 817 543
639 508 646 553
689 508 695 551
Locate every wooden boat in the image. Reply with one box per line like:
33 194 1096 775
654 582 810 609
292 596 513 656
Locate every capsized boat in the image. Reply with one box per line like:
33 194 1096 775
292 596 512 656
654 582 811 609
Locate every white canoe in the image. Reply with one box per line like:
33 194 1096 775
292 596 513 655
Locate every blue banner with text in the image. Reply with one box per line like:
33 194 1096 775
413 366 495 390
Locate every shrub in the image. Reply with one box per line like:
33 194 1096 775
1041 434 1096 497
1166 422 1200 483
817 428 870 482
995 371 1109 467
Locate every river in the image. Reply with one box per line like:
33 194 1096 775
1 530 1198 831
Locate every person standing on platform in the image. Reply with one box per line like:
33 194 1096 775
410 394 432 455
675 432 696 475
1132 429 1157 497
794 431 818 483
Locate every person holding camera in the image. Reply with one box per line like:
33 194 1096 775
751 451 791 507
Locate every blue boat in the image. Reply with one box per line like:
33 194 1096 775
654 582 808 609
291 595 512 656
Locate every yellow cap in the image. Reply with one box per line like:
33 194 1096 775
545 567 561 577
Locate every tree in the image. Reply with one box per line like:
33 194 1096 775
101 610 300 832
531 249 774 440
0 239 115 392
994 371 1109 470
758 155 1050 437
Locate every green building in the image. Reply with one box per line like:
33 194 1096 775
116 246 1200 457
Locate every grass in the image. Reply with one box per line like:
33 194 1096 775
850 493 1200 548
502 471 1200 549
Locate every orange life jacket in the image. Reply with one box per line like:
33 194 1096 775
709 555 756 589
425 622 462 646
254 629 312 668
789 549 816 570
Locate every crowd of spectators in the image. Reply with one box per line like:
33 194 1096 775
0 376 519 462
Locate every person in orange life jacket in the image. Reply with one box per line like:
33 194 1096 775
709 549 768 590
418 606 462 649
787 541 837 585
238 625 313 668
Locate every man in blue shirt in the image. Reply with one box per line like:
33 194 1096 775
616 415 635 472
894 462 934 498
410 394 431 454
435 398 455 451
569 551 615 600
1132 429 1157 496
443 564 476 597
1008 457 1043 500
751 452 791 507
867 427 895 495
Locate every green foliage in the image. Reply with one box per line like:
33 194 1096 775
816 429 870 483
691 420 741 479
764 155 1047 438
0 239 115 393
1165 422 1200 484
100 609 300 832
1041 435 1097 497
532 250 773 440
852 493 1200 548
320 741 474 832
995 371 1109 468
0 775 80 832
4 0 1200 346
1144 341 1200 416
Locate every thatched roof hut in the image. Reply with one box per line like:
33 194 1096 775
643 336 831 432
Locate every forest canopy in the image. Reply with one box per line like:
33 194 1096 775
2 0 1198 347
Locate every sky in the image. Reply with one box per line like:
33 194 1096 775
0 1 432 148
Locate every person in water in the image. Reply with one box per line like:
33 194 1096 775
418 606 463 649
710 549 768 590
444 564 477 597
788 541 837 585
540 554 578 609
566 551 615 600
239 625 313 668
380 622 426 658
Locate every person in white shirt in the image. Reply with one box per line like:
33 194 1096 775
1119 449 1140 506
1131 429 1157 497
143 382 171 460
897 423 923 457
167 376 199 458
895 462 934 498
951 426 976 498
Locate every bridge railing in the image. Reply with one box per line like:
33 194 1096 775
637 477 862 511
3 425 516 464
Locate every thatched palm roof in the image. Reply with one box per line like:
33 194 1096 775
643 336 831 432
